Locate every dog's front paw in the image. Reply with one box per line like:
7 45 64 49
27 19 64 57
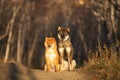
70 60 76 71
59 64 63 71
44 64 47 71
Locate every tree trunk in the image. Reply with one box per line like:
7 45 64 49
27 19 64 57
4 0 23 63
110 1 117 40
28 33 38 67
4 23 13 63
17 24 22 63
78 29 87 53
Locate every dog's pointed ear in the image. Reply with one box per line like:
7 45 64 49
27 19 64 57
67 27 70 32
45 37 48 40
44 37 48 46
58 26 61 31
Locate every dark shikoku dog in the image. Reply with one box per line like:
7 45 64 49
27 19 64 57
57 26 74 71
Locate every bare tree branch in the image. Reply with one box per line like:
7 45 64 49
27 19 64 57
0 25 10 40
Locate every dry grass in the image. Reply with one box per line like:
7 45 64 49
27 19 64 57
80 42 120 80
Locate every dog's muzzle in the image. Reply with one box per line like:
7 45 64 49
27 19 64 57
48 45 51 48
61 35 65 39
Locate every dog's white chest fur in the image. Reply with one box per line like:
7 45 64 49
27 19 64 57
46 49 57 60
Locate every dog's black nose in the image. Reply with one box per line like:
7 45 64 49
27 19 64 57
61 35 64 38
48 45 51 48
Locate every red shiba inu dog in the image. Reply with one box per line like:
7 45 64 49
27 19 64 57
44 37 59 72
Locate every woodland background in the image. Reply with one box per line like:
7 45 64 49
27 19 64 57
0 0 120 70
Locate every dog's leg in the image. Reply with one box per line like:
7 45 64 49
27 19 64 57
46 58 51 71
60 53 64 71
67 54 72 71
55 59 59 72
47 64 51 71
44 64 47 71
58 47 64 71
66 47 73 71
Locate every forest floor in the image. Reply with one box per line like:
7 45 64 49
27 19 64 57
0 62 93 80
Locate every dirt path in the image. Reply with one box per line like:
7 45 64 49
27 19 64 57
0 63 91 80
32 70 86 80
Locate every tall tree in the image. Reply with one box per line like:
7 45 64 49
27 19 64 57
4 0 23 63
